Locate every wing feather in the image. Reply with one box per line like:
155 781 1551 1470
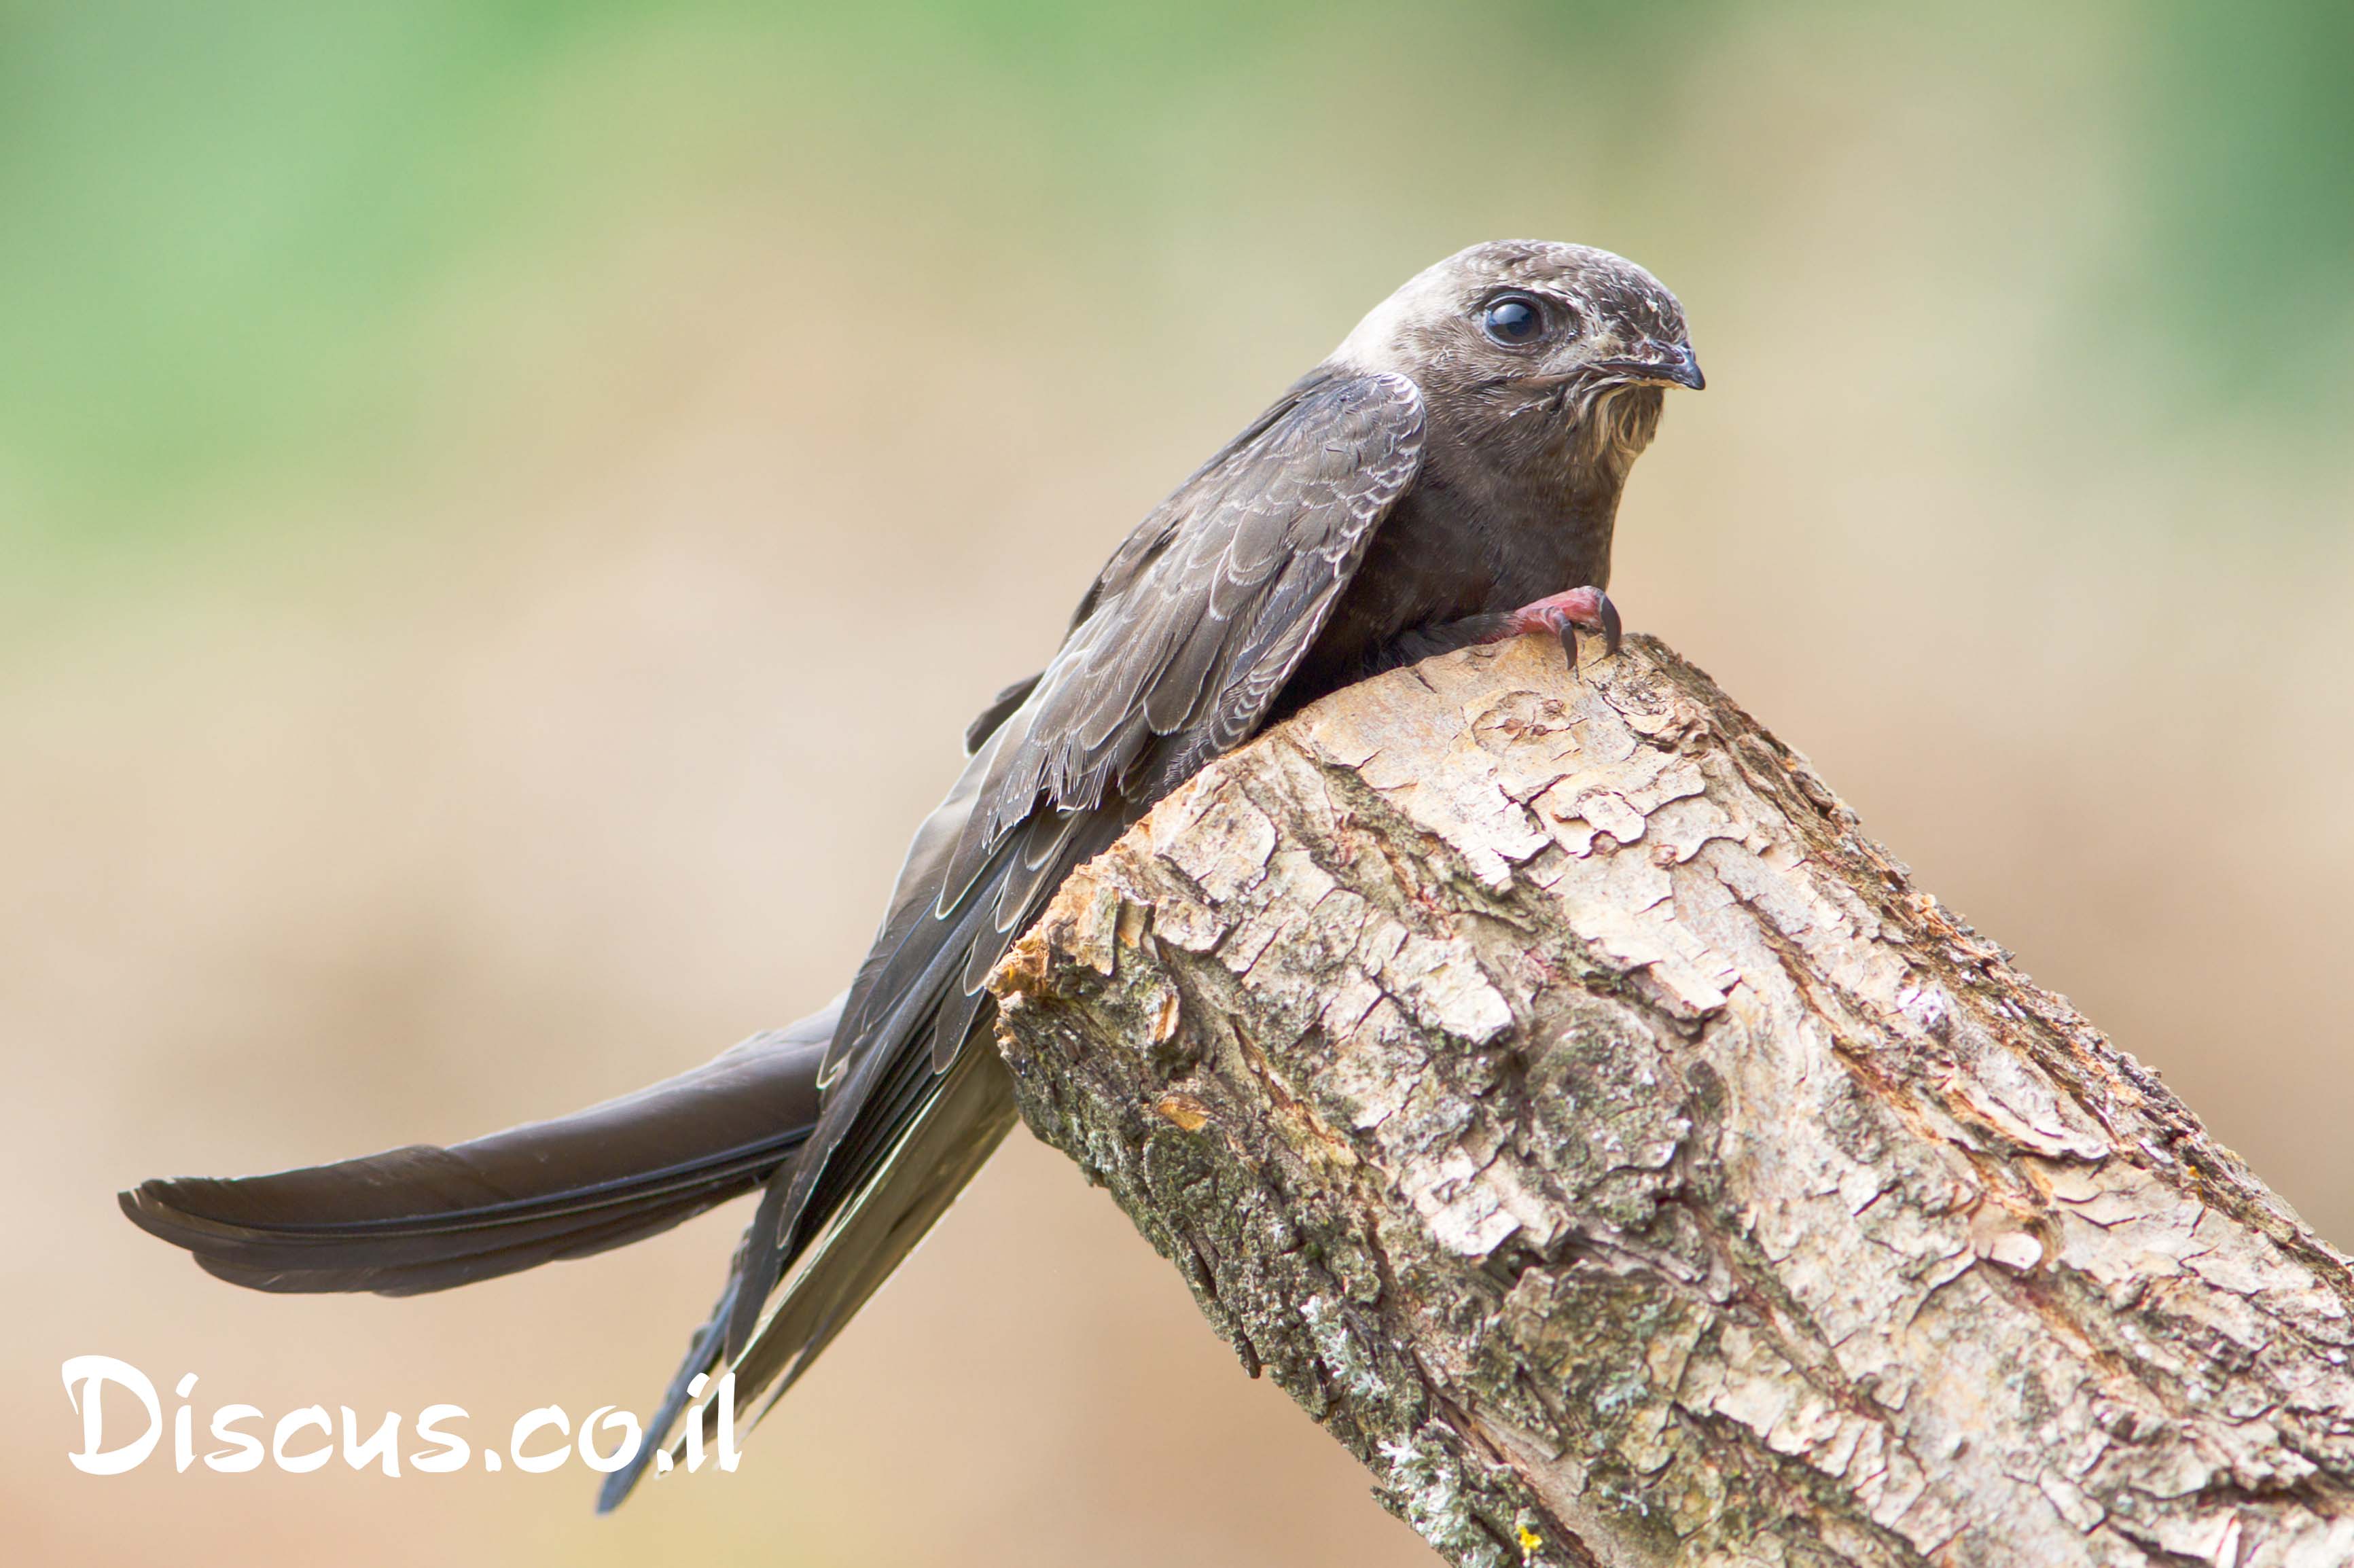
972 369 1423 850
612 366 1425 1510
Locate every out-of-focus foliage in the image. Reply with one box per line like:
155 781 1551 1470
5 7 2349 1567
1 1 2346 560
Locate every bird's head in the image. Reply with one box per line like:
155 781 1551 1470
1332 239 1700 478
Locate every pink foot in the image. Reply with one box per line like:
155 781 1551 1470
1493 586 1622 664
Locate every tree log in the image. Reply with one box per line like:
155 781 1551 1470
986 633 2354 1568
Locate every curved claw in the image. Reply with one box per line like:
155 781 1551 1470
1493 585 1627 671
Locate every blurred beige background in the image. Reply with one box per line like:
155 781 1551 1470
6 4 2352 1564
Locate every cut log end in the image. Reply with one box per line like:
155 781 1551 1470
990 632 2354 1568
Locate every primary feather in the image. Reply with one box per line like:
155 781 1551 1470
120 1001 839 1296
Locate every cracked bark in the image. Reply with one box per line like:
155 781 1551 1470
986 634 2354 1568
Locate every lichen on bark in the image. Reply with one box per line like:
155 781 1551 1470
988 634 2354 1568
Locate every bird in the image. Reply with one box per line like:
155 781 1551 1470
119 238 1702 1509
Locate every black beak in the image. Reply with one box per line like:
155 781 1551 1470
1599 341 1705 391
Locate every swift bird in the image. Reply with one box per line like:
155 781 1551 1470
120 239 1702 1508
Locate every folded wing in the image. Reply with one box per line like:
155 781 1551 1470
120 999 840 1296
643 368 1425 1504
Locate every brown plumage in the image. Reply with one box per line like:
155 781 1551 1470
119 239 1700 1511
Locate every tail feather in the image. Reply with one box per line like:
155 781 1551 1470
599 1037 1018 1513
733 1022 1019 1417
596 1263 740 1512
120 998 841 1296
618 806 1138 1514
719 887 996 1358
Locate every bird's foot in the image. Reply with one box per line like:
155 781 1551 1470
1494 586 1622 666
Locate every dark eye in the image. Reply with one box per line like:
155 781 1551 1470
1480 294 1546 346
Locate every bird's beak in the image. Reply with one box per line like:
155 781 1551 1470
1598 340 1705 391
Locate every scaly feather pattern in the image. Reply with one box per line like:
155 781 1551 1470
669 370 1425 1497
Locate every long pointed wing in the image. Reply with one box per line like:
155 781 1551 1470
119 1001 840 1296
656 368 1425 1449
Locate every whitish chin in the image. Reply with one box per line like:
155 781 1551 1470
1573 385 1664 467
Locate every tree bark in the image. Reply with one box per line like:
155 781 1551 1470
986 633 2354 1568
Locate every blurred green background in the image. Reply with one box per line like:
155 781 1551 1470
6 3 2351 1564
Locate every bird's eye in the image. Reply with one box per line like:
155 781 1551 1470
1480 294 1546 346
